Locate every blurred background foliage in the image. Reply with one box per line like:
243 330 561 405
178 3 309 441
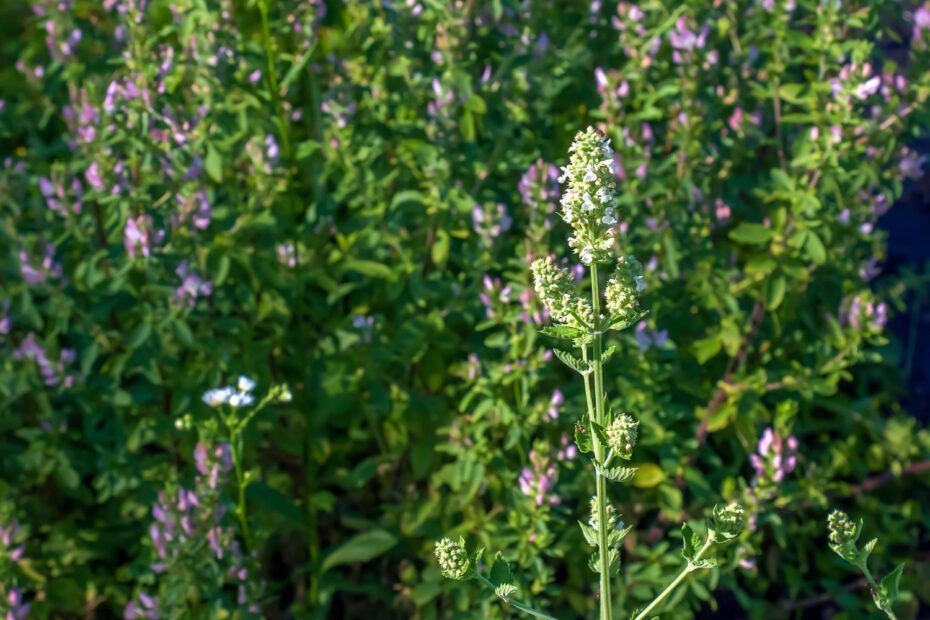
1 0 929 618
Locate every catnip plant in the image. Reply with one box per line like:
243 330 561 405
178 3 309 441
436 128 746 619
826 510 906 620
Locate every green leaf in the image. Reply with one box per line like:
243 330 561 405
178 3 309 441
597 465 637 484
693 337 722 364
246 482 305 531
805 231 826 264
880 563 905 602
489 552 513 585
540 325 583 341
765 273 786 310
321 529 398 573
632 463 667 487
431 229 450 267
205 144 223 183
728 223 773 245
574 423 593 454
345 260 394 279
553 349 593 375
578 520 598 547
681 523 698 562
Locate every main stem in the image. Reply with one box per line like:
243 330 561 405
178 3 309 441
632 538 713 620
859 563 898 620
589 263 612 620
230 432 254 551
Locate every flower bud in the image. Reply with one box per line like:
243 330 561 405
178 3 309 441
827 510 858 548
435 537 470 580
588 496 617 532
605 413 638 459
712 503 745 541
531 256 593 329
604 256 644 327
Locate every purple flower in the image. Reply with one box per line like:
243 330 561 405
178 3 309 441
174 261 212 307
750 427 798 489
518 449 561 506
85 162 105 191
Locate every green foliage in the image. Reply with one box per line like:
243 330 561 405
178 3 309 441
0 0 928 618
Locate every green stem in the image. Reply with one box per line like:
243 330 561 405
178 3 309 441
257 0 293 164
230 432 254 551
859 563 898 620
475 574 560 620
589 263 612 620
633 538 714 620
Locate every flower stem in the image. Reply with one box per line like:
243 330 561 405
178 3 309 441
589 263 613 620
475 574 560 620
858 562 898 620
633 538 714 620
230 432 254 551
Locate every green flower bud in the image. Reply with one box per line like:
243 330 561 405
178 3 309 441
531 256 593 329
605 413 638 459
604 256 644 327
435 537 470 580
827 510 858 548
712 503 745 542
589 496 617 532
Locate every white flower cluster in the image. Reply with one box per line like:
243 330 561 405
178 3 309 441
558 126 619 265
530 256 594 329
202 375 256 408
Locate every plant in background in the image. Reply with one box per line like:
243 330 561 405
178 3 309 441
826 510 906 620
436 128 746 619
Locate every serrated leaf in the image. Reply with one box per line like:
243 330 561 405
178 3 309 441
692 557 717 570
553 348 593 375
494 584 519 601
539 325 583 341
597 465 637 484
607 523 633 547
601 345 617 363
578 520 599 547
489 552 513 585
574 424 593 454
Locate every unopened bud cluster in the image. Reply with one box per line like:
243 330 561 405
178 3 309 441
435 537 470 580
827 510 857 547
605 413 638 459
558 127 620 265
531 256 594 329
589 496 617 532
712 503 746 541
605 256 645 325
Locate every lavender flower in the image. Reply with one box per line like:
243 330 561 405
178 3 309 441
472 203 513 243
749 427 798 490
518 448 561 506
174 261 213 307
479 275 512 318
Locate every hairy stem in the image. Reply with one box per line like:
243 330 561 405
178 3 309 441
858 562 898 620
589 263 612 620
230 432 254 551
475 574 560 620
633 537 714 620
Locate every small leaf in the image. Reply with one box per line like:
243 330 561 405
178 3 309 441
489 552 513 585
681 523 697 562
553 349 593 375
880 563 906 602
494 584 519 601
805 230 827 264
632 463 667 488
321 529 397 573
728 222 773 244
578 520 599 547
345 260 394 279
539 325 582 341
607 523 634 547
597 465 637 484
205 144 223 182
765 273 786 310
574 424 593 454
693 337 722 364
431 230 450 267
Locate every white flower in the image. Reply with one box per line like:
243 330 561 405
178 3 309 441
228 392 255 408
237 375 256 393
582 194 597 212
583 167 598 183
580 246 594 264
278 385 293 402
602 214 617 225
854 76 881 100
202 387 234 407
